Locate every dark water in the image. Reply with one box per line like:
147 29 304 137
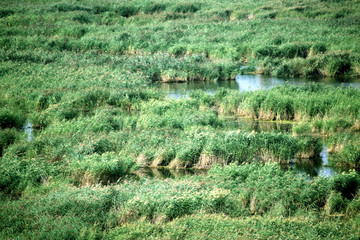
138 146 339 179
289 145 340 178
136 167 208 179
137 145 339 180
160 74 360 99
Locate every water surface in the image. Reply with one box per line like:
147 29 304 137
160 74 360 99
289 145 340 178
24 120 33 142
223 116 293 133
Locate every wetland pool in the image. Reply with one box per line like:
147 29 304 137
160 74 360 99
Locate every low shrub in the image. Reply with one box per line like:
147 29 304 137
71 152 134 185
115 5 139 18
172 3 200 14
332 171 360 199
0 129 20 156
73 13 93 24
0 109 26 129
142 2 166 14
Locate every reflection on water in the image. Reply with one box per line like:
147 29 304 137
224 117 293 133
288 145 340 178
138 147 340 180
160 80 239 99
136 167 208 179
24 120 33 141
160 74 360 99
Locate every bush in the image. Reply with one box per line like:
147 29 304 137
261 93 294 120
325 191 347 215
279 43 311 58
0 9 15 18
295 136 323 159
0 129 19 156
311 42 327 55
172 3 200 13
93 138 115 155
73 13 93 24
332 171 360 199
0 109 26 129
142 2 166 14
115 5 139 18
169 44 187 57
254 46 279 58
71 152 134 184
293 122 312 136
325 53 352 76
332 144 360 169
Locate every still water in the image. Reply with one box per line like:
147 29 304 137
24 120 33 142
160 74 360 99
289 145 340 178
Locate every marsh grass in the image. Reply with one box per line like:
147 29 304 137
1 0 360 238
1 0 360 78
3 164 359 239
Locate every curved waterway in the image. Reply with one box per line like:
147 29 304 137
160 74 360 99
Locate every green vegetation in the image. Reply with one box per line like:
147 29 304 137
1 0 360 78
1 164 360 239
1 0 360 239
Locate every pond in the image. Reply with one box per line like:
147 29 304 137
288 145 340 178
159 74 360 99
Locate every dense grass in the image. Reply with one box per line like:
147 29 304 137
1 0 360 78
1 164 360 239
214 84 360 122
